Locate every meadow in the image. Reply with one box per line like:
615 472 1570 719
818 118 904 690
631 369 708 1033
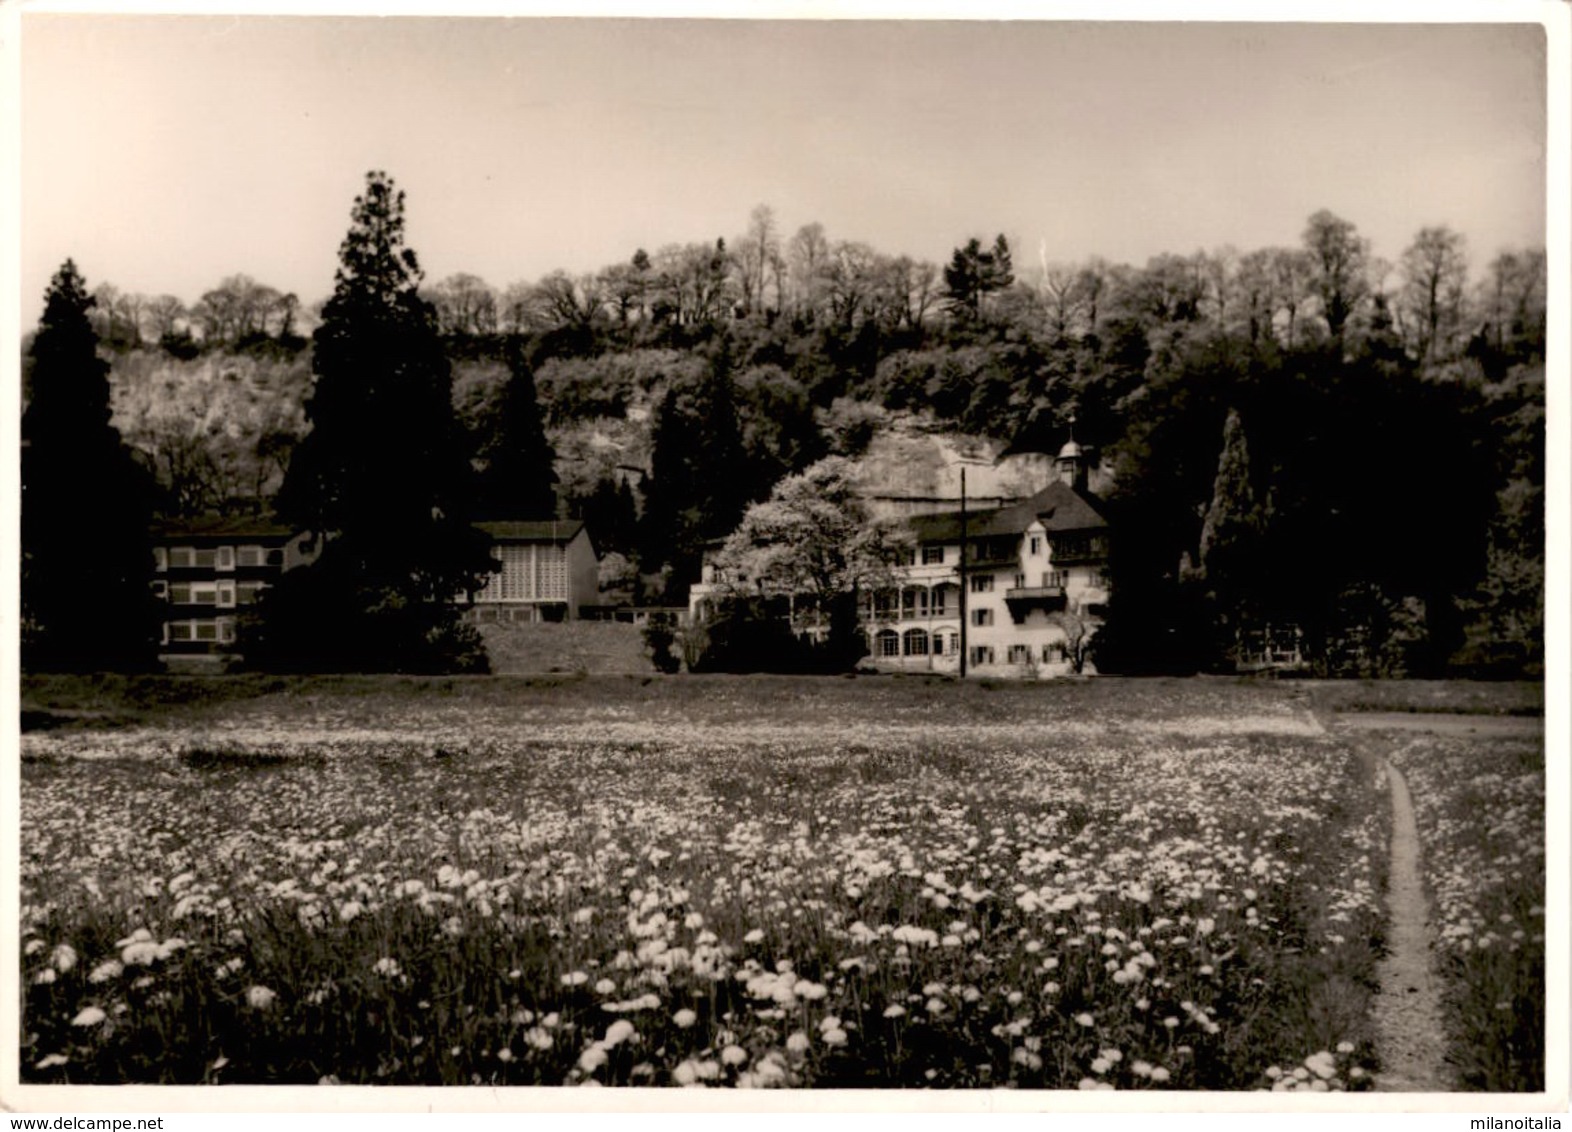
17 674 1543 1090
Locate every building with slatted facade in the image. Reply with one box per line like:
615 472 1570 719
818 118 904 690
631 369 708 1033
463 520 599 623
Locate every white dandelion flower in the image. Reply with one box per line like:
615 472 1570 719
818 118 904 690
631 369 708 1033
604 1020 636 1047
50 944 78 973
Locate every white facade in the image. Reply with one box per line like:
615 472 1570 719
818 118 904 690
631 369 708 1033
862 516 1110 679
689 445 1109 678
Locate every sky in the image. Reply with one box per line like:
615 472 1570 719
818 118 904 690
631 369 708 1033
16 12 1550 321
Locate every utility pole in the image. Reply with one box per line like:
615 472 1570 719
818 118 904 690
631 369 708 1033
958 465 968 678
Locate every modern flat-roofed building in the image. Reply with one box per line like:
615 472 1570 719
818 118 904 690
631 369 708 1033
464 519 599 623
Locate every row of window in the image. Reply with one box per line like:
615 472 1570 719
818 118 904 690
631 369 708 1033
872 630 1072 665
1017 571 1070 589
971 571 1071 594
155 545 284 572
972 569 1107 592
1052 535 1104 560
152 580 269 607
162 618 237 645
966 643 1069 666
873 628 958 658
898 537 1106 572
873 590 953 617
868 584 1091 624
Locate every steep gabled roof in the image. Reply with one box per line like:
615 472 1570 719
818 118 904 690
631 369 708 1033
907 480 1108 545
477 519 585 544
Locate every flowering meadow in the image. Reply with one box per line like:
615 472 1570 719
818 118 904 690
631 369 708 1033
15 675 1449 1089
1384 727 1545 1091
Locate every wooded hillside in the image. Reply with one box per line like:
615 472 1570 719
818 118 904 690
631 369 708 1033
35 205 1546 677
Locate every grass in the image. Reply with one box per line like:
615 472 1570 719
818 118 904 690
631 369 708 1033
477 621 650 676
15 674 1539 1090
1302 679 1543 718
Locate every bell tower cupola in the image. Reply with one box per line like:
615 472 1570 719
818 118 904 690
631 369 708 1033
1056 416 1088 492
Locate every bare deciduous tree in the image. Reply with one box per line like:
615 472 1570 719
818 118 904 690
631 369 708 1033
1397 226 1468 362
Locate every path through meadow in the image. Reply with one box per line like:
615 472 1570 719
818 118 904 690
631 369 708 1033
1371 749 1450 1091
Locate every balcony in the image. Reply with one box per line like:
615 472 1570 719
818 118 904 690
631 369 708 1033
863 607 953 624
1004 585 1066 623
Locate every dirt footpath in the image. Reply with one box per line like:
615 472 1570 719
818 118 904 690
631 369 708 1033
1329 709 1540 1092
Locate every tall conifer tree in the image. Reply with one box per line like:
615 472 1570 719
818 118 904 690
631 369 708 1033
267 172 493 670
21 261 159 671
474 338 557 520
1198 407 1262 588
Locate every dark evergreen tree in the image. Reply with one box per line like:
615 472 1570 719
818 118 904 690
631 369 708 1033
577 474 639 558
944 238 988 322
264 171 494 672
474 338 557 519
639 382 703 581
637 337 758 601
698 336 753 537
987 234 1015 294
1198 409 1263 590
1196 407 1266 665
21 260 159 671
943 234 1014 324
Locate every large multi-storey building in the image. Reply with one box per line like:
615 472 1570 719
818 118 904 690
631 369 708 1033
689 441 1110 678
150 515 318 662
860 441 1109 677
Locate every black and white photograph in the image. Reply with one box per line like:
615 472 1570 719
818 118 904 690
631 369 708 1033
5 0 1566 1116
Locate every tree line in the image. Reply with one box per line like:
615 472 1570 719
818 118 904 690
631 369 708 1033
90 203 1544 373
